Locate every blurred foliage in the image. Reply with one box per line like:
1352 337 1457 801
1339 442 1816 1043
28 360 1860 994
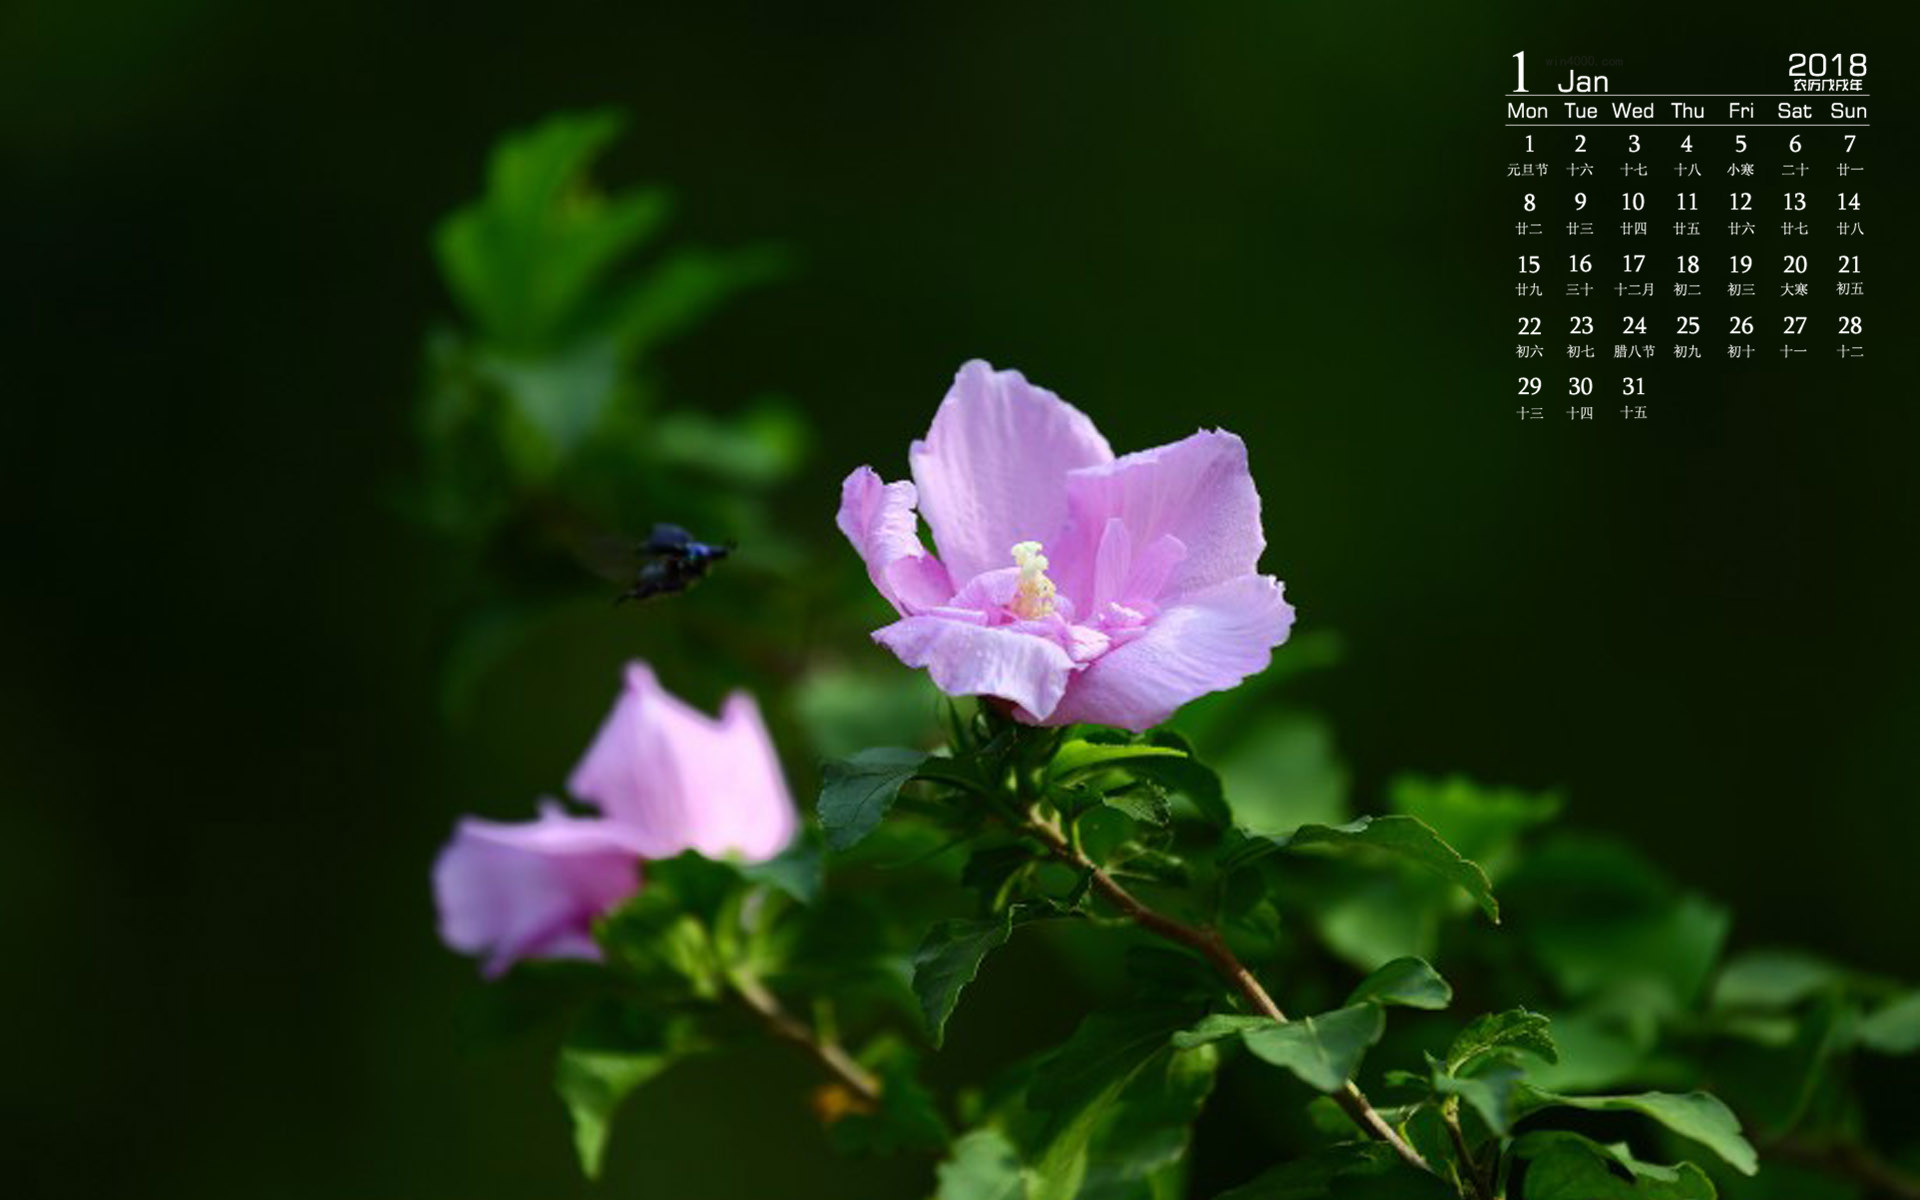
411 109 829 722
417 116 1920 1200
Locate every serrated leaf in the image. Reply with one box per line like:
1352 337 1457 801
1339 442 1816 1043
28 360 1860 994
1177 1004 1385 1093
1103 787 1173 827
1130 733 1231 827
1347 956 1453 1010
1514 1131 1717 1200
1232 815 1499 921
1856 990 1920 1055
1523 1090 1756 1175
912 911 1016 1047
1448 1008 1558 1075
937 1129 1026 1200
818 747 930 851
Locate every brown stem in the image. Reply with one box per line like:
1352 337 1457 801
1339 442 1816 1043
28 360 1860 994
1443 1100 1495 1200
731 971 883 1106
1022 819 1432 1176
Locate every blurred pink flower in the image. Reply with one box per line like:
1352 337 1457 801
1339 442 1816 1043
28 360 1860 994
433 803 649 978
433 662 796 976
838 360 1294 732
568 662 798 863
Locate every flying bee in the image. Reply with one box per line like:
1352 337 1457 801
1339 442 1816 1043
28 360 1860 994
613 523 733 603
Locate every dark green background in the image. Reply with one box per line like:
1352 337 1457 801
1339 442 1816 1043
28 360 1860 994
6 3 1914 1196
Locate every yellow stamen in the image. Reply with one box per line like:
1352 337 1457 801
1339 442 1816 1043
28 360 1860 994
1009 541 1057 620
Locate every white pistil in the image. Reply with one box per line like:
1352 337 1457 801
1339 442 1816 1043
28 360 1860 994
1008 541 1057 620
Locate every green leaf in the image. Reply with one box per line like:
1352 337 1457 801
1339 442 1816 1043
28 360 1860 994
818 747 930 851
829 1048 950 1156
553 1009 704 1178
912 911 1016 1047
1514 1131 1717 1200
937 1129 1026 1200
1232 815 1499 922
1022 1007 1195 1200
1388 774 1561 882
735 832 824 905
1523 1090 1756 1175
1129 733 1232 827
1447 1008 1558 1075
1710 949 1841 1011
1103 787 1173 828
1435 1058 1525 1137
1856 990 1920 1055
1077 1043 1220 1199
1176 1004 1386 1093
1214 1141 1456 1200
1347 956 1453 1010
1505 836 1729 1015
1048 739 1189 781
1216 712 1350 835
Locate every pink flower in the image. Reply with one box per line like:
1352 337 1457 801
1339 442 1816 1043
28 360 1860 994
837 361 1294 732
433 803 649 978
432 662 796 976
568 662 798 863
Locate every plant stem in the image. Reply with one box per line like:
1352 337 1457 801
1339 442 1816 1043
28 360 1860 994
1443 1100 1495 1200
730 971 883 1107
1020 818 1432 1176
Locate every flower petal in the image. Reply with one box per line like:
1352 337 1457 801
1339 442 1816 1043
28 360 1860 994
1043 575 1296 731
836 467 952 615
432 803 646 978
568 662 797 862
1060 430 1264 604
909 360 1113 584
874 615 1079 720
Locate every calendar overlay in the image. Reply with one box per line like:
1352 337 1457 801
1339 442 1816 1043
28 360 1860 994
1504 53 1869 422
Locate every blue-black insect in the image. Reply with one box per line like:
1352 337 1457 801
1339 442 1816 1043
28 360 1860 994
615 523 732 603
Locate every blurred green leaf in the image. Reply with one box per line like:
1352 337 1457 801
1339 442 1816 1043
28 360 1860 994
554 1007 705 1178
736 832 824 906
829 1047 950 1155
1387 774 1560 881
1711 949 1843 1011
651 400 810 488
1506 836 1729 1018
818 747 931 851
1216 712 1350 835
1078 1044 1220 1200
1856 990 1920 1055
1022 1007 1195 1200
937 1129 1026 1200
